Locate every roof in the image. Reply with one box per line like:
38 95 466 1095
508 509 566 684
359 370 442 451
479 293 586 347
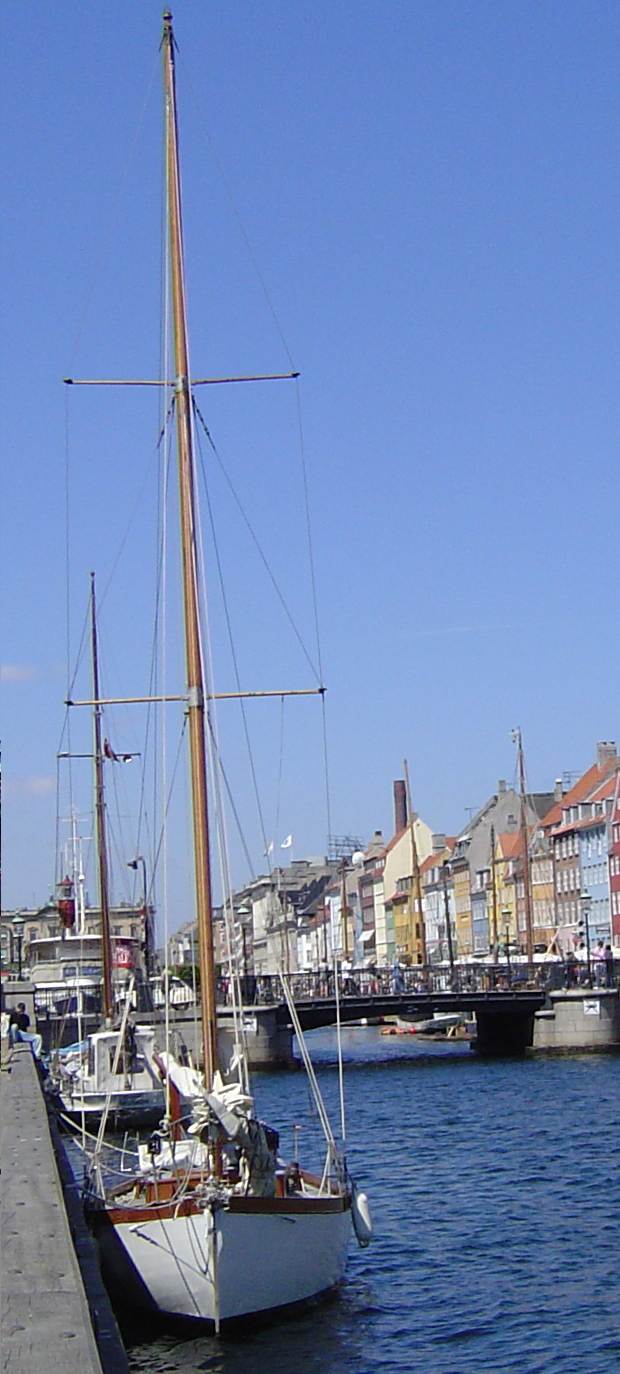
541 756 620 832
497 830 525 861
419 839 456 877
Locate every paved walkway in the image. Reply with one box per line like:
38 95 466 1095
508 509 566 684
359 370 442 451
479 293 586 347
1 1043 126 1374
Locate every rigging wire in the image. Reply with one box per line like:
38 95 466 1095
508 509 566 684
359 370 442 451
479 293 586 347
273 694 285 864
190 394 251 1088
67 51 160 374
176 50 297 373
192 399 320 683
176 39 335 879
193 411 270 861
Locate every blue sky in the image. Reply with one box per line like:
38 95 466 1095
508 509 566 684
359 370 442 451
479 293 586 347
1 1 618 925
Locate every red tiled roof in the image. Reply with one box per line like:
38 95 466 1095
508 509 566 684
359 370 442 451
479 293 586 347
541 758 619 831
497 830 525 860
549 766 620 835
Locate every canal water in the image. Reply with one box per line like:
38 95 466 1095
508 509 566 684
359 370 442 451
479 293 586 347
126 1028 620 1374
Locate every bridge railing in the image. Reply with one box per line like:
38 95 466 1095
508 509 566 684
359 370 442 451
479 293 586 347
217 958 619 1005
30 958 618 1018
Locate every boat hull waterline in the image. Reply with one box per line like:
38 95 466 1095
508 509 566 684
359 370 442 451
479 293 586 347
58 1088 165 1132
93 1200 352 1327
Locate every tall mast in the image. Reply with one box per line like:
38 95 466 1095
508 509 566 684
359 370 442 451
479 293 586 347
162 12 219 1085
91 572 113 1021
404 759 426 967
490 823 499 963
340 858 349 961
514 728 534 963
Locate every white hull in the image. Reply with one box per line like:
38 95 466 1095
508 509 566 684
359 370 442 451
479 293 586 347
96 1201 352 1326
58 1085 165 1130
52 1025 167 1129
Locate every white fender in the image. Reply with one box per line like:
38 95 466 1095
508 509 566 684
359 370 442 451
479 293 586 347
351 1185 373 1247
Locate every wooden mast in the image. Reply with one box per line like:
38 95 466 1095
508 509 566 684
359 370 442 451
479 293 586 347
340 859 350 961
490 823 499 963
514 728 534 964
403 760 426 967
90 572 113 1022
162 11 218 1086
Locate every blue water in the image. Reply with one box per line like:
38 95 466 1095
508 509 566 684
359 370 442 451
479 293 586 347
126 1028 620 1374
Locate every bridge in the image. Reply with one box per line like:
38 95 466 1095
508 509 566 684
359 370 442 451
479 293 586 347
221 963 563 1056
33 959 617 1062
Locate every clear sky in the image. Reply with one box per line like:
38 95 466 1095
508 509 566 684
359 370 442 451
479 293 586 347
1 1 618 926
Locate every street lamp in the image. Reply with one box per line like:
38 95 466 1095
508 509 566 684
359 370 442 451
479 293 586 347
442 861 456 986
579 889 592 985
501 906 512 983
127 857 153 978
12 914 26 981
236 904 251 986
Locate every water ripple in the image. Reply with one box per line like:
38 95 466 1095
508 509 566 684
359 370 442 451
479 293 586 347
126 1032 620 1374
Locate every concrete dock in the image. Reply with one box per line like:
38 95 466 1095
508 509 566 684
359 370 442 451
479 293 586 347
0 1043 129 1374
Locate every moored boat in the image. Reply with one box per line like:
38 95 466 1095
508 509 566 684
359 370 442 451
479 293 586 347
70 11 370 1332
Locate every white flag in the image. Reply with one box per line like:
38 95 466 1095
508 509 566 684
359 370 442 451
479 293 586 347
265 841 274 856
281 835 292 849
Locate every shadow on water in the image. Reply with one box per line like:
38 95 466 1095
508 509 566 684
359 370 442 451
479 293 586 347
111 1029 620 1374
123 1281 374 1374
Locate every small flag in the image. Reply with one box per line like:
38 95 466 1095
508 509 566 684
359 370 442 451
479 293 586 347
265 841 274 856
281 835 292 849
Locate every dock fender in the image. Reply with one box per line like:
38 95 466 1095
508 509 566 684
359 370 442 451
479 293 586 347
351 1182 373 1248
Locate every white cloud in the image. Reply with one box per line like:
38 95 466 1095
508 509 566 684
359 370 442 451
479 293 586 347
4 776 55 798
1 663 38 684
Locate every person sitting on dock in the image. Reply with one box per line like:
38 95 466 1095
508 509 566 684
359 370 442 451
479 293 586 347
8 1003 43 1059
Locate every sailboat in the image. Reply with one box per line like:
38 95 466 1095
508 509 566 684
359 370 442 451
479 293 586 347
49 575 166 1132
79 12 370 1331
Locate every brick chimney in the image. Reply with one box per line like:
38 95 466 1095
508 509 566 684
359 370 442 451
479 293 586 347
393 780 407 833
597 741 617 769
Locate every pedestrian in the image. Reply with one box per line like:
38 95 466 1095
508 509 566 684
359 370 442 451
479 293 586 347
604 944 614 989
391 961 405 995
575 941 590 986
564 948 577 988
592 941 606 988
8 1002 43 1058
340 958 353 994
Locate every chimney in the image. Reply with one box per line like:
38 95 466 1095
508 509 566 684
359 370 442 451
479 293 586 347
597 741 617 769
432 833 447 853
498 779 507 795
554 778 563 802
393 780 407 833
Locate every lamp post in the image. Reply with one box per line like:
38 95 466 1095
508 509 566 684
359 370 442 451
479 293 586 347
127 857 152 978
442 862 455 987
12 914 26 981
580 889 592 986
236 903 251 998
501 906 512 984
